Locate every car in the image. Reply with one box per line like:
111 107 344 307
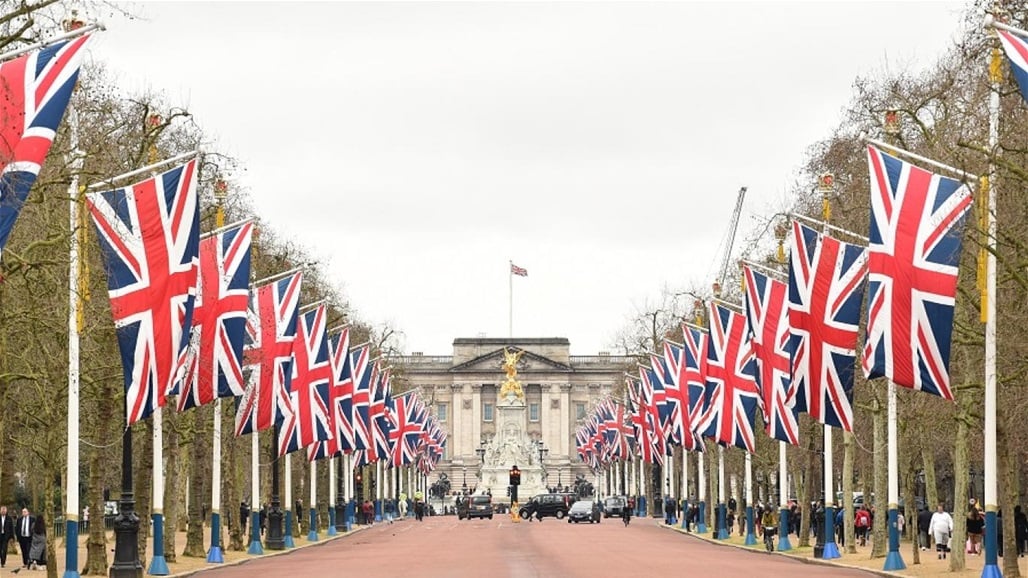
603 496 627 518
466 495 494 520
568 500 602 524
519 493 571 521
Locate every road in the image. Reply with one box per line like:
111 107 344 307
192 515 877 578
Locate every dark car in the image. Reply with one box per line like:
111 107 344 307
603 496 627 518
466 495 494 520
568 500 602 524
519 493 571 521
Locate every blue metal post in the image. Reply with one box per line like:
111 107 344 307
697 501 707 533
982 510 1001 578
374 499 382 522
206 512 224 563
716 503 729 539
147 513 169 575
63 518 80 578
883 507 906 570
777 507 792 551
822 505 841 559
246 511 263 555
327 505 337 536
744 505 756 545
283 509 295 548
307 507 319 542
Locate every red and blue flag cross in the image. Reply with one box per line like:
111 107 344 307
701 303 758 452
179 224 251 410
349 346 373 451
91 161 200 424
241 274 301 433
292 305 333 449
863 146 972 400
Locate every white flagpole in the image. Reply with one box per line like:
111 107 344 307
308 461 318 541
207 399 224 562
697 451 707 533
247 433 262 554
148 406 169 574
744 452 756 545
717 446 727 539
283 456 294 548
817 175 842 560
65 101 83 578
778 441 792 550
327 458 337 534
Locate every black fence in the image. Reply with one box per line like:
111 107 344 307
50 516 115 537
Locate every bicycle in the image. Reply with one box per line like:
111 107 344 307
763 526 777 552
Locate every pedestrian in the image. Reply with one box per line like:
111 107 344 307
664 496 675 525
855 505 871 547
966 508 984 555
917 506 933 551
414 497 425 522
929 503 954 560
83 505 90 532
397 495 408 518
259 503 267 536
896 509 905 537
28 513 45 570
16 507 33 570
0 505 13 568
1014 505 1027 557
239 501 249 534
726 509 735 535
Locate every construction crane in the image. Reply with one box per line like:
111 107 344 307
713 186 748 295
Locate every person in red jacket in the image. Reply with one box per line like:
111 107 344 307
855 505 872 546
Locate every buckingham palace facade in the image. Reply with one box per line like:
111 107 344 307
391 337 632 494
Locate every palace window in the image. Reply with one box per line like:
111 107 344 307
483 402 494 422
437 403 448 422
529 402 540 422
576 402 587 420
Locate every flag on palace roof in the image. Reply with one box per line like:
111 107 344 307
178 222 252 411
695 302 759 452
0 34 91 256
87 159 200 426
862 146 973 401
278 304 334 456
743 265 800 445
510 262 528 277
235 271 302 436
788 221 867 431
996 27 1028 104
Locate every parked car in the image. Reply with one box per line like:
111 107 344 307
568 500 602 524
519 493 570 521
603 496 627 518
466 495 494 520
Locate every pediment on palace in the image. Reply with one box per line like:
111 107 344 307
449 347 572 374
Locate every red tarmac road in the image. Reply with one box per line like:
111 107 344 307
192 515 876 578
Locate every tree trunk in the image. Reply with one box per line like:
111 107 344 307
134 420 153 565
999 413 1021 577
182 406 208 557
82 442 108 575
923 449 939 517
44 461 58 578
843 430 856 554
949 393 971 572
870 392 887 558
904 458 920 565
162 409 180 564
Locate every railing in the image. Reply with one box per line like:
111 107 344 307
568 355 637 366
390 355 454 365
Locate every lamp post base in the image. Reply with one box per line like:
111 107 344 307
265 505 284 550
109 505 143 578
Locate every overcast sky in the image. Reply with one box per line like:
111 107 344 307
92 1 969 355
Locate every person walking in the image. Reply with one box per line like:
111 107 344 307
16 507 33 570
929 503 954 560
967 508 984 555
239 501 249 534
855 505 872 547
28 513 45 570
0 505 13 568
259 503 268 536
917 506 933 551
1014 505 1027 557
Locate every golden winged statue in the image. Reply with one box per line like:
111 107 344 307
499 347 525 401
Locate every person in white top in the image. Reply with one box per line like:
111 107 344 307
929 503 954 560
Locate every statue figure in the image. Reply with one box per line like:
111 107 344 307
499 347 526 401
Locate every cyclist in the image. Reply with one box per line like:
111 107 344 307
760 505 779 552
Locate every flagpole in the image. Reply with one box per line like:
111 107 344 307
0 21 102 62
86 150 198 190
207 186 228 564
679 452 688 530
981 32 1002 578
148 406 169 575
716 446 728 539
327 457 337 535
509 260 513 338
697 450 707 533
247 432 263 555
283 456 294 548
778 441 792 550
308 461 319 541
744 452 756 545
818 173 841 560
64 94 83 578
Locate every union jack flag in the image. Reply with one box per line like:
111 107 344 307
234 271 302 436
388 392 424 467
609 401 635 460
788 221 867 431
178 222 252 411
369 364 393 462
695 302 759 452
681 324 709 450
743 265 800 445
87 160 200 425
278 305 333 456
862 146 973 400
997 28 1028 103
348 343 373 451
662 340 702 451
0 35 91 255
308 327 355 461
